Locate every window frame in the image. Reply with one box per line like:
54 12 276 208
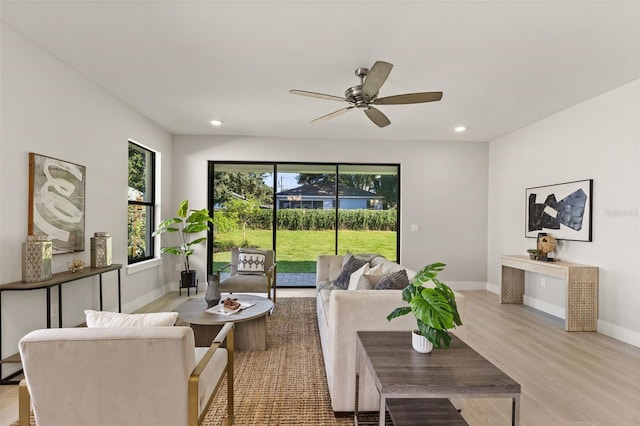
127 141 156 264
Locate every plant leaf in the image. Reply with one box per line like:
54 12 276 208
177 200 189 218
386 307 411 321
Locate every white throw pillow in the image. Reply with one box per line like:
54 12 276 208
84 310 178 327
347 263 370 291
355 274 388 290
237 249 266 275
366 263 385 276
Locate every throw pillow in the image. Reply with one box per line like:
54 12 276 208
347 263 371 291
335 255 368 290
237 248 266 275
374 269 411 290
366 263 385 276
84 310 178 327
355 274 386 290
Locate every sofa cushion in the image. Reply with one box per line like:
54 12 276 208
335 254 368 289
237 248 266 274
84 310 178 327
374 269 411 290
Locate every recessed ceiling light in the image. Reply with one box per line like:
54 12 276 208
454 126 467 133
210 120 223 127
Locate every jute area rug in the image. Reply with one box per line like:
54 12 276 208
203 296 355 425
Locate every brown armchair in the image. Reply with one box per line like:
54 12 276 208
217 248 276 303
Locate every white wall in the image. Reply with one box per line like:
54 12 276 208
0 25 174 365
171 135 489 289
488 80 640 347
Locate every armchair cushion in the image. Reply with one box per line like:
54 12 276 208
84 309 178 327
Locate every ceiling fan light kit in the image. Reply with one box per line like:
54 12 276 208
290 60 443 128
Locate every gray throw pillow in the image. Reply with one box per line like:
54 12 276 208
374 269 410 290
335 255 368 289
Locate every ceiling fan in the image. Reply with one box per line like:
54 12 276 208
289 61 443 128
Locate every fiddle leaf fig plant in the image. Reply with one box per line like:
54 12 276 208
387 262 462 349
152 200 213 273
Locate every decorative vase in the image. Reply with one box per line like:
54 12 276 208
205 273 221 308
22 235 52 283
412 330 433 353
90 232 112 267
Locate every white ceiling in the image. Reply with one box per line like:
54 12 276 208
2 1 639 142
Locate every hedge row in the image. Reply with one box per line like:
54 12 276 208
218 208 397 231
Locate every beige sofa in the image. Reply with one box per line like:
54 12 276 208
316 254 467 413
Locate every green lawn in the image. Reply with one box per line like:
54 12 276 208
213 229 396 273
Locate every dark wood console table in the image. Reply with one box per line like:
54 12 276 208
0 264 122 384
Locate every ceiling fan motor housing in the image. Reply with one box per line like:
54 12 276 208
345 85 374 109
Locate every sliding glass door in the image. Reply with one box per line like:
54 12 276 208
209 162 400 287
337 165 398 262
210 163 274 271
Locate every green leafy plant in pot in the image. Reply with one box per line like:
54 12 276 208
153 200 213 289
387 262 462 352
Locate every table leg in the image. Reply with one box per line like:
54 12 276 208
99 273 103 311
58 285 62 328
117 269 122 312
379 395 386 426
512 395 520 426
46 288 51 328
501 265 524 303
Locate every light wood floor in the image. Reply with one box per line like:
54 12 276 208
1 289 639 425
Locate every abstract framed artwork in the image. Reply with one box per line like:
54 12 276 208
28 153 86 254
525 179 593 241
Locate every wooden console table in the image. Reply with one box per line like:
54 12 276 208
501 255 598 331
0 264 122 384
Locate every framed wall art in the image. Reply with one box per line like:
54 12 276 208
28 153 86 254
525 179 592 241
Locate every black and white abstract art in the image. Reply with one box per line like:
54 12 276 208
28 153 86 253
525 179 592 241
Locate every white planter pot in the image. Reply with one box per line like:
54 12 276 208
412 331 433 353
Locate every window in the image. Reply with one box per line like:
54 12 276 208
128 142 156 264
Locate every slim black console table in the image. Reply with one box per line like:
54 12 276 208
0 264 122 384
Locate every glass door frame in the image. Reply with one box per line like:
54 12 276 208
207 161 401 277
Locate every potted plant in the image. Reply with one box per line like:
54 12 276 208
153 200 213 290
387 262 462 352
526 248 540 260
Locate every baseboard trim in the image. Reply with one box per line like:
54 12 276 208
447 281 487 291
597 320 640 348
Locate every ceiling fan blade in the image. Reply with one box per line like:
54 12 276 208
362 61 393 98
311 106 353 123
374 92 443 105
364 106 391 128
289 89 346 102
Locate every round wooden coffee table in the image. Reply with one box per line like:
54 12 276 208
175 294 273 350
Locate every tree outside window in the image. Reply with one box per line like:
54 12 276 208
128 142 155 263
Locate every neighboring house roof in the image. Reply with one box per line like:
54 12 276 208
276 181 384 199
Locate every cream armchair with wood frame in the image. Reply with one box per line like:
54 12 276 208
217 247 277 303
18 323 235 426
